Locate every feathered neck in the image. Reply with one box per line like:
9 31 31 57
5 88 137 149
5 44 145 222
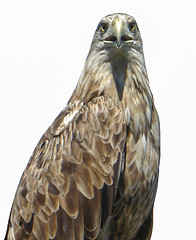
68 48 152 107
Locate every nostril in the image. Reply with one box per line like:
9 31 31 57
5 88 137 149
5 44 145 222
104 36 117 42
121 35 133 42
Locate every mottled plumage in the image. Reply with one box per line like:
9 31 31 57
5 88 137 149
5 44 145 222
5 13 160 240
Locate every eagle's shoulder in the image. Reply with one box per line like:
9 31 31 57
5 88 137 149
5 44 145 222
7 96 126 240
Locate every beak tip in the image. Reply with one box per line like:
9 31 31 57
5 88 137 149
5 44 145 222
116 41 121 48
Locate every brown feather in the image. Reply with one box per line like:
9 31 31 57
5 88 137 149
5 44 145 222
5 13 160 240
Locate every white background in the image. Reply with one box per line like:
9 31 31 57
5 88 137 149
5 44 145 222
0 0 195 239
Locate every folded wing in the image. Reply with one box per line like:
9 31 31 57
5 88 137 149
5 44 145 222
5 96 126 240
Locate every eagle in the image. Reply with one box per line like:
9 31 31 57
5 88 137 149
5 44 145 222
5 13 160 240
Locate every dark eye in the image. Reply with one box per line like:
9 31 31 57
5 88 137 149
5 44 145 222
129 22 136 32
100 23 108 33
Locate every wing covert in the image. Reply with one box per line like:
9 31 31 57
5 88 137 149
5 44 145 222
6 96 126 240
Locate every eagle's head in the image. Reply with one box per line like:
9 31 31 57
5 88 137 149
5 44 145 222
89 13 143 62
72 13 148 104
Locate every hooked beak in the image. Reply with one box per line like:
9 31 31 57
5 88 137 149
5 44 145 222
104 17 134 47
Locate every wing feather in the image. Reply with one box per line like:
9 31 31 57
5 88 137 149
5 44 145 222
6 96 126 240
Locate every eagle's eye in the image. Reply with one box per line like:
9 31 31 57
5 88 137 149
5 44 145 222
100 23 108 33
129 22 136 32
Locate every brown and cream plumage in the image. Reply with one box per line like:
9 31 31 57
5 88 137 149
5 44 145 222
5 13 160 240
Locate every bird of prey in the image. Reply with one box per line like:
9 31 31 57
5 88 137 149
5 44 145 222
5 13 160 240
